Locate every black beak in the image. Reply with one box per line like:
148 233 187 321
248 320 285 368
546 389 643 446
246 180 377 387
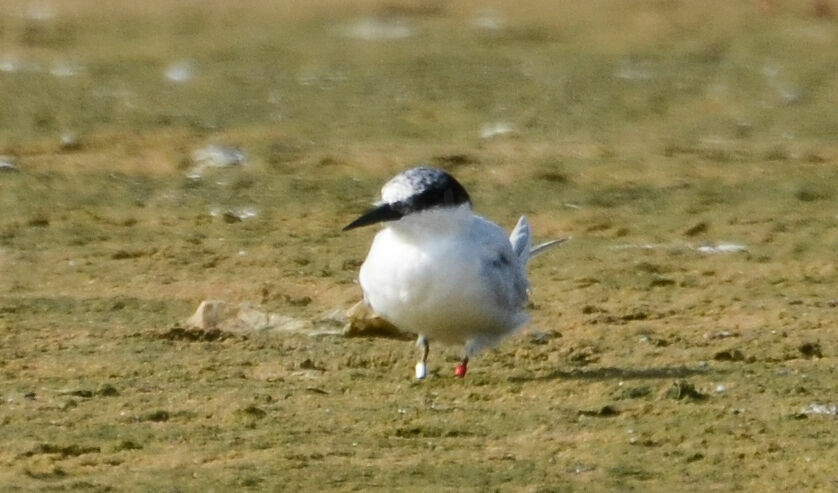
343 203 404 231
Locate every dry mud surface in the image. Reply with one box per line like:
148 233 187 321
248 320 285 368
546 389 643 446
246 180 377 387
2 1 838 491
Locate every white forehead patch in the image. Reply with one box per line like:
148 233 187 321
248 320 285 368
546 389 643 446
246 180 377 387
381 175 415 203
381 166 469 210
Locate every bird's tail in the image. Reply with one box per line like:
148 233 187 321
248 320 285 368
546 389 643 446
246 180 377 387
509 216 533 264
510 215 569 265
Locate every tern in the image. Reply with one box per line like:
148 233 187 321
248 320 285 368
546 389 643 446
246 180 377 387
344 166 566 379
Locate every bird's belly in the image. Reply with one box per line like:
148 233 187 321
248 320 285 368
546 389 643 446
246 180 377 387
359 230 519 345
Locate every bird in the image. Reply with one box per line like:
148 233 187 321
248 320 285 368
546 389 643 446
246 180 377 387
343 166 566 379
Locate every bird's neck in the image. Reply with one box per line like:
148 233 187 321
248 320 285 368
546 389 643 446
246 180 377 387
388 204 473 238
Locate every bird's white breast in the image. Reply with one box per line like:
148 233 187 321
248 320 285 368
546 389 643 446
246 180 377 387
358 207 528 345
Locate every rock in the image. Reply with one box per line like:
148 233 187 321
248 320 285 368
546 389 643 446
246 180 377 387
185 300 229 330
222 211 242 223
665 380 708 401
59 133 81 151
235 305 310 333
188 145 249 180
638 334 669 347
529 330 559 345
0 156 18 172
182 300 414 340
191 144 247 168
210 207 258 223
343 300 412 340
183 300 312 335
713 349 746 362
703 330 738 340
318 309 347 327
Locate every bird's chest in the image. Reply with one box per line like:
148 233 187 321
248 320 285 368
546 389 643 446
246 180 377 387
359 228 478 310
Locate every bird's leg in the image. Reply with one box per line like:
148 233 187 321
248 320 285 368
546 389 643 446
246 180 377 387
455 356 469 378
415 335 429 379
457 338 482 378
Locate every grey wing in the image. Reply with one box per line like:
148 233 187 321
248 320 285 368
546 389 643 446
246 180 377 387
471 216 530 311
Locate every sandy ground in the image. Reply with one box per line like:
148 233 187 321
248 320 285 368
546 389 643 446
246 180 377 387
2 1 838 491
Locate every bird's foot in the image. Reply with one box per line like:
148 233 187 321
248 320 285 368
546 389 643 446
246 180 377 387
415 362 427 380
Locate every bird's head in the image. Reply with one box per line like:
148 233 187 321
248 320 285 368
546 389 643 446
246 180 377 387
343 166 472 231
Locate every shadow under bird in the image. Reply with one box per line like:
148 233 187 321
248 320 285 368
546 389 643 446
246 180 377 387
344 166 567 379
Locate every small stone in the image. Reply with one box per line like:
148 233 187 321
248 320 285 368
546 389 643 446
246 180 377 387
529 330 559 345
222 211 242 223
59 133 81 151
191 144 247 168
703 330 737 340
317 309 347 327
185 300 228 330
0 156 18 172
666 380 708 401
713 349 746 362
343 300 412 340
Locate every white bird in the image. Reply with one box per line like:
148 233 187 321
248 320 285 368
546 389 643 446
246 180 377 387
344 166 566 379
